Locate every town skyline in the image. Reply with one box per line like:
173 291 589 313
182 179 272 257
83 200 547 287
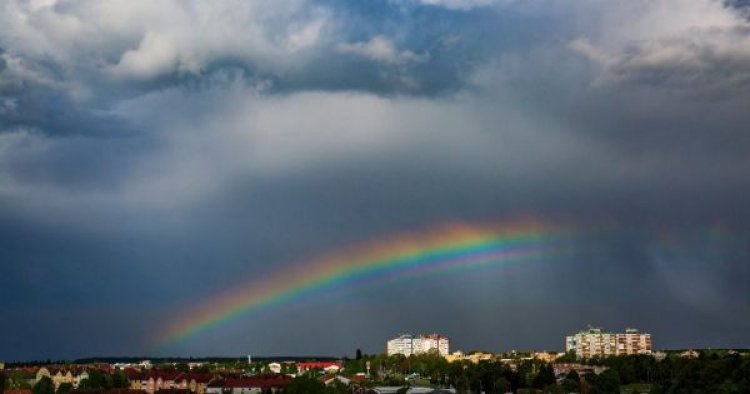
4 326 747 363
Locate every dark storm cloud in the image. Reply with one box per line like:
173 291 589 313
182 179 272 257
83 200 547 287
1 0 750 360
0 83 134 138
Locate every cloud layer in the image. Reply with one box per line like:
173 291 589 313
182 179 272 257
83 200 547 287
1 0 749 359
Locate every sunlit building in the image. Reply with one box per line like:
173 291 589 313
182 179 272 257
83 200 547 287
617 328 652 355
566 327 652 358
387 333 450 356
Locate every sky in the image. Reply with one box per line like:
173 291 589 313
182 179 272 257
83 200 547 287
1 0 750 361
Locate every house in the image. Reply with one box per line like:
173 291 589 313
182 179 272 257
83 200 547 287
553 363 607 380
173 373 216 394
124 369 144 390
680 349 699 358
74 371 90 389
140 371 185 394
266 363 281 374
51 369 76 390
533 352 563 363
296 361 342 374
319 375 351 386
466 352 494 364
36 367 52 383
205 376 292 394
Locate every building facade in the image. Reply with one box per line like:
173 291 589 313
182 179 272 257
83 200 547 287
387 333 450 356
566 327 652 359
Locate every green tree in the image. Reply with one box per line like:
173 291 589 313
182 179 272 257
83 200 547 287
192 365 210 373
56 382 73 394
7 371 32 389
175 363 190 373
561 370 581 394
280 363 298 375
284 375 326 394
557 350 577 363
78 370 111 390
533 363 556 389
111 370 130 388
356 349 363 360
33 377 55 394
494 376 510 393
586 370 620 394
324 379 349 394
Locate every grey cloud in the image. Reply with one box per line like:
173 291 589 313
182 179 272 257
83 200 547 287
336 35 430 65
0 84 134 137
566 1 750 93
2 0 750 360
0 0 332 80
412 0 502 10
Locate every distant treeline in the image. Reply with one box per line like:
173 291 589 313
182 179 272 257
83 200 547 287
5 356 339 367
5 349 750 366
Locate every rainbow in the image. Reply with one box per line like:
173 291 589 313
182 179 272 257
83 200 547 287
157 219 570 346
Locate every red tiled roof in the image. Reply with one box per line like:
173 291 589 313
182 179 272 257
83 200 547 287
5 390 33 394
143 371 184 381
123 368 143 380
349 375 367 383
178 373 215 383
319 374 335 382
208 376 292 389
297 361 343 369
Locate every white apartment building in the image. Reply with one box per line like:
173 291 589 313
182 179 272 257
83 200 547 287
387 333 450 356
566 327 652 359
617 328 652 355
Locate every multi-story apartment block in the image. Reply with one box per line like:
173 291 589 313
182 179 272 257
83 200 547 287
419 333 450 356
566 327 651 359
566 328 617 359
387 333 450 356
617 328 652 355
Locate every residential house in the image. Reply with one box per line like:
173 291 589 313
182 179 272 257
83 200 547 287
296 361 342 374
319 375 351 386
205 376 291 394
680 349 699 358
552 363 607 380
174 373 215 394
74 371 90 389
36 367 51 383
266 363 281 374
140 371 184 394
51 369 76 390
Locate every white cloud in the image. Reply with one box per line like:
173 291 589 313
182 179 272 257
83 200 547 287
414 0 500 10
566 0 750 89
336 35 429 65
0 0 331 82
